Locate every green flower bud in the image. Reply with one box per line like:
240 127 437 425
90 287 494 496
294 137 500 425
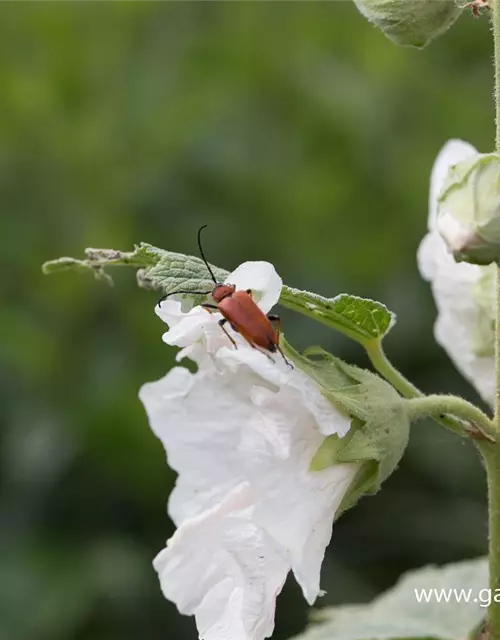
353 0 462 48
437 153 500 266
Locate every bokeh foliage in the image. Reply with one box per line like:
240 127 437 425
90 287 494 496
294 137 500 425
0 3 494 640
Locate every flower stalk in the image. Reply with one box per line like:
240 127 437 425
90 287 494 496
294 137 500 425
480 441 500 640
482 4 500 638
365 341 494 440
405 395 494 440
364 341 422 399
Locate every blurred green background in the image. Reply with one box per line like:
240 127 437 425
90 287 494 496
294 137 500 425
0 3 494 639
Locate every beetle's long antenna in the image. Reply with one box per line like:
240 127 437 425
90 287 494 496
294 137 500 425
158 290 211 307
198 225 218 284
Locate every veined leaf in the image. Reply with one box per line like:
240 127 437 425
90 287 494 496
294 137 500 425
43 244 395 345
291 557 488 640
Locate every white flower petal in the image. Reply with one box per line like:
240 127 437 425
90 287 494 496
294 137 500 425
434 298 495 406
140 345 357 618
419 238 495 406
157 303 211 347
140 364 254 525
436 211 476 255
280 464 356 604
220 346 351 438
155 301 239 363
419 139 494 406
428 139 477 230
156 298 198 329
226 262 282 313
154 484 289 640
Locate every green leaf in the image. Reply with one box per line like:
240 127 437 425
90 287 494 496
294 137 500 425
280 287 395 345
292 557 488 640
43 245 396 346
284 344 410 514
146 253 228 300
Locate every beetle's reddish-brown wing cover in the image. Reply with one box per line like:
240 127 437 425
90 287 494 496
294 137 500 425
217 290 277 352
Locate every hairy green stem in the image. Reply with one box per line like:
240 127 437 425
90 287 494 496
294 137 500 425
493 267 500 633
406 396 495 440
496 0 500 425
364 341 422 398
484 4 500 637
480 440 500 640
365 341 493 440
496 0 500 153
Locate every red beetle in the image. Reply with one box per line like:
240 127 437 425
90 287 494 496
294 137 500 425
159 226 291 367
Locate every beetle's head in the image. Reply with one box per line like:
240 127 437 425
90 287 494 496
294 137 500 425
212 283 236 303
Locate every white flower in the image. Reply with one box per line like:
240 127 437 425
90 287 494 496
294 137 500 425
434 145 500 265
417 140 495 406
139 262 359 640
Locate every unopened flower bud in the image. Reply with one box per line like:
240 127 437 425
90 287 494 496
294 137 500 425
437 153 500 266
418 139 496 407
353 0 461 48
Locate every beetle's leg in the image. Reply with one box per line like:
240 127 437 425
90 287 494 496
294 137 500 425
277 346 293 369
201 304 238 349
267 314 293 369
246 339 276 363
263 350 276 364
218 318 238 349
246 289 253 298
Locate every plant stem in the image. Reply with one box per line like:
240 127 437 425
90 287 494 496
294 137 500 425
495 0 500 153
495 0 500 426
406 396 494 440
365 340 493 440
481 441 500 640
484 3 500 637
364 340 422 398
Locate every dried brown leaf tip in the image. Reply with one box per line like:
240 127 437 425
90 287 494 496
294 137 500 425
460 0 490 17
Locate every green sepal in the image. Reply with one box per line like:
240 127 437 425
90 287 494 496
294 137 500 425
284 343 410 515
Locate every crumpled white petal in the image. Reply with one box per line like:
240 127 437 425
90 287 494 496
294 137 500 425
140 261 358 640
418 139 495 406
153 484 289 640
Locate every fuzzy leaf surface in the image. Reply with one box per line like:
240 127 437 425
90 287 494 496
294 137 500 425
291 557 488 640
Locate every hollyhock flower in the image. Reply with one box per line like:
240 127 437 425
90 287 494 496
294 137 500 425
139 262 359 640
417 140 495 406
434 145 500 265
